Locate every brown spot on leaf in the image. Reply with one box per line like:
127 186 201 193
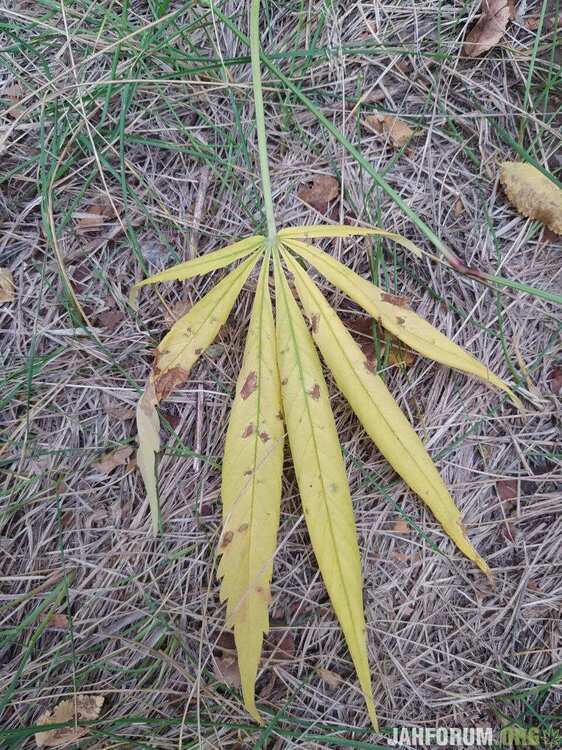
240 371 258 399
281 377 288 386
396 316 405 326
276 411 283 420
195 348 202 355
243 469 253 476
259 431 270 443
381 292 409 307
242 423 254 438
154 367 189 401
308 383 321 400
220 530 234 548
238 523 249 533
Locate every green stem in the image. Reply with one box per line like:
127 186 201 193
250 0 276 242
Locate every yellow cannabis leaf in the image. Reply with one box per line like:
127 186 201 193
129 235 264 308
136 251 261 534
133 225 520 727
283 236 522 409
282 249 489 575
500 162 562 235
274 252 378 730
218 253 284 722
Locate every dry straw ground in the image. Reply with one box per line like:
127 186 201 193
1 1 561 748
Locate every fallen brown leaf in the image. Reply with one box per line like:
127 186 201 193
500 162 562 235
453 197 465 216
345 316 415 368
392 517 411 534
95 308 125 330
463 0 515 57
103 402 136 420
364 114 413 148
35 695 104 747
2 84 24 117
542 227 559 243
0 268 15 302
75 196 115 232
213 632 241 688
46 613 70 629
298 175 339 213
316 667 341 689
549 366 562 395
496 479 518 503
93 446 133 474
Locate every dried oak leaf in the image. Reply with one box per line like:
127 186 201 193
35 695 104 747
93 446 133 474
500 162 562 235
364 114 413 148
463 0 515 57
298 175 339 213
0 268 15 302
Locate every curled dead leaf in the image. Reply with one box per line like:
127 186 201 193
298 175 339 213
93 446 133 474
0 268 15 302
364 114 413 148
35 695 104 747
500 162 562 235
463 0 515 57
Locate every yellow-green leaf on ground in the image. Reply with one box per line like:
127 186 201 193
284 238 522 409
136 380 161 535
283 250 490 575
218 254 284 723
279 223 422 258
273 254 378 731
136 253 260 534
35 695 104 747
500 162 562 235
129 235 265 307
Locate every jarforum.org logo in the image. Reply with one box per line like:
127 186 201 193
387 725 561 747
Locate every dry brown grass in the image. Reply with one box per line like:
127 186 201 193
1 1 561 747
